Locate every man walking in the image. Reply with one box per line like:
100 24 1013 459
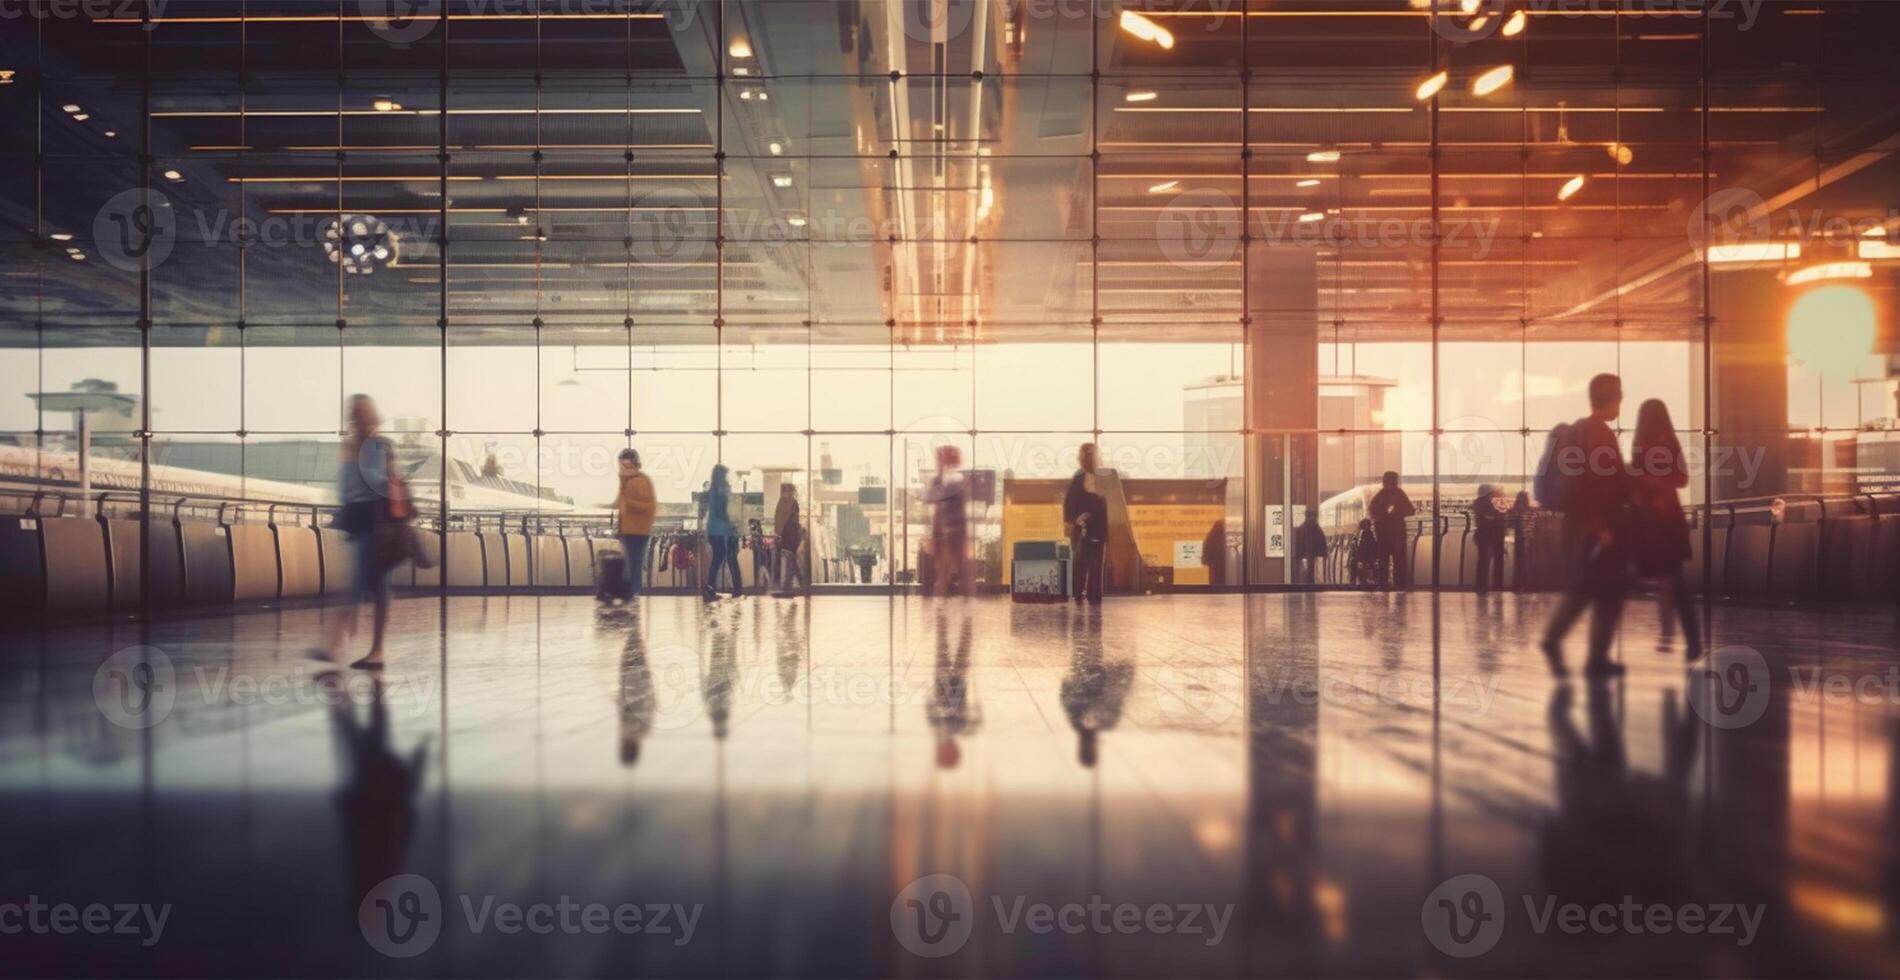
1064 443 1109 605
1369 471 1416 590
1540 373 1633 678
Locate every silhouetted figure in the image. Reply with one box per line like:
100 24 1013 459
1368 471 1416 591
1293 510 1328 585
926 605 979 768
700 465 742 602
1511 491 1535 592
1350 518 1381 589
1060 604 1132 767
319 394 399 670
924 445 973 597
1631 399 1703 661
1472 484 1507 596
1540 373 1633 678
773 482 807 596
328 674 429 912
619 624 655 766
1064 443 1109 604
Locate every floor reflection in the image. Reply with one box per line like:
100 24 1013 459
2 593 1899 977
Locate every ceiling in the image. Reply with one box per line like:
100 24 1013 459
2 0 1897 346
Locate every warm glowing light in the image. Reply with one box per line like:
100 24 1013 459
1788 285 1877 371
1707 242 1800 264
1606 142 1634 165
372 98 402 112
1459 0 1481 13
1296 179 1322 188
1125 90 1158 103
728 39 752 58
1306 150 1341 163
1860 239 1900 260
1502 9 1528 36
1415 71 1448 101
161 169 184 182
1148 180 1180 193
1298 211 1325 223
1465 13 1490 32
1786 261 1873 286
71 113 88 121
61 103 80 113
1557 175 1586 201
771 174 793 188
1118 10 1175 49
787 214 807 227
49 232 73 241
1471 64 1514 96
767 141 783 156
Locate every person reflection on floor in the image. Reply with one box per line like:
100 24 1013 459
1541 680 1699 926
927 605 979 769
619 625 655 767
1060 604 1133 768
326 671 429 914
774 598 807 703
701 603 741 740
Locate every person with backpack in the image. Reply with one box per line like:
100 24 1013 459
1472 484 1507 596
607 448 656 602
699 465 742 602
1630 399 1702 660
1350 519 1382 589
1539 373 1635 678
1369 471 1416 590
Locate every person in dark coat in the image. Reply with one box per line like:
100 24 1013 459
1472 484 1508 596
1368 471 1416 590
1630 399 1701 661
1511 490 1535 592
1541 373 1634 678
1293 509 1328 585
1063 443 1109 605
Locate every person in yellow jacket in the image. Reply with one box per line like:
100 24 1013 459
609 448 657 601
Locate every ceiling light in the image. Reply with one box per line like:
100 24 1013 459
1557 175 1586 201
1298 212 1325 223
1306 150 1341 163
1471 64 1515 97
1860 239 1900 260
1125 90 1158 103
1148 180 1179 193
372 98 402 112
67 251 86 261
771 174 793 188
732 66 750 76
161 169 184 182
72 113 89 121
61 103 80 113
1459 0 1482 13
787 214 807 228
102 130 116 138
49 232 72 241
729 39 752 59
1786 261 1873 286
0 70 15 85
1415 71 1448 101
1606 142 1634 165
1706 242 1799 264
1118 10 1174 49
767 141 783 156
1465 13 1490 32
1296 179 1322 188
739 89 754 101
1502 9 1528 36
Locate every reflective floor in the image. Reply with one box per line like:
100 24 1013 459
4 593 1900 978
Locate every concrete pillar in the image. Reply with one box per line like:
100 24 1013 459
1246 249 1320 585
1695 269 1791 500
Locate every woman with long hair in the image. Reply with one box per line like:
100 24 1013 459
1631 399 1702 660
924 445 971 597
699 464 742 602
321 394 395 669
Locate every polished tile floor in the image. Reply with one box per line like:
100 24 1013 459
3 592 1900 977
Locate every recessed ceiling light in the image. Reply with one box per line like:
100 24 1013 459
1148 180 1179 193
1471 65 1515 97
787 214 807 227
49 232 72 241
1415 71 1448 101
771 174 793 188
1557 175 1586 201
1296 179 1322 188
1125 90 1158 103
739 89 754 101
1502 9 1528 36
1118 10 1174 49
1606 142 1634 165
162 169 184 182
61 103 80 113
71 113 89 121
729 39 752 59
1299 212 1325 223
731 66 749 76
1306 150 1341 163
768 141 783 156
102 130 116 138
1459 0 1482 13
372 98 402 112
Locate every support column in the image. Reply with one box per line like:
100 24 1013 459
1246 249 1320 585
1695 269 1790 500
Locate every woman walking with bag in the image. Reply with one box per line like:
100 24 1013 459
320 394 399 670
1631 399 1702 661
700 465 742 602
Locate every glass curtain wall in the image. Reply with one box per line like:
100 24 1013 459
2 1 1895 590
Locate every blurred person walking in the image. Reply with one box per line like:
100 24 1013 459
924 445 973 597
1631 399 1703 661
1472 484 1508 596
700 465 742 602
1293 509 1328 585
607 448 656 603
1369 471 1416 591
773 482 807 596
1538 373 1634 678
317 394 402 670
1064 443 1109 604
1511 490 1536 592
